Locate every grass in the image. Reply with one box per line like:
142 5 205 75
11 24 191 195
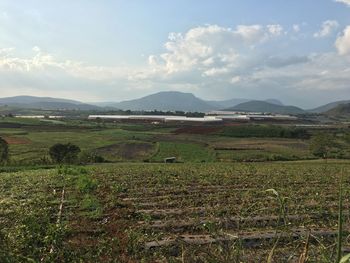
3 127 153 163
4 120 350 164
150 141 215 162
337 170 344 263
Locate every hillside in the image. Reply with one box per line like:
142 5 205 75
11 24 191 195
0 96 101 111
206 98 250 109
0 96 82 105
309 100 350 113
227 100 305 114
206 98 283 109
112 91 214 112
325 103 350 117
265 99 283 106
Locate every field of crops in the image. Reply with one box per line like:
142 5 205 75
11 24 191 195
1 161 350 262
1 117 322 165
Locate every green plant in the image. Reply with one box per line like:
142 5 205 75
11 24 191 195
309 133 334 158
76 174 98 194
81 194 102 218
49 143 81 164
79 151 105 164
266 188 288 226
0 136 9 164
336 170 344 263
340 254 350 263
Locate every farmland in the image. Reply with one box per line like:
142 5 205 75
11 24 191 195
1 162 350 262
2 117 350 262
0 117 344 164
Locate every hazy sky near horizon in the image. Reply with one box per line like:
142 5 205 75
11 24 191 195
1 0 350 107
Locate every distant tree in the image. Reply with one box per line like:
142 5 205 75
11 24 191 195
49 143 81 164
309 133 334 158
0 137 9 164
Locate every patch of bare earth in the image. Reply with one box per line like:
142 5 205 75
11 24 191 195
2 136 31 145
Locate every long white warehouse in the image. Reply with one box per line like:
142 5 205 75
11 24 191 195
88 115 223 122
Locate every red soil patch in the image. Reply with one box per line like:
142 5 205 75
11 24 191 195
173 126 224 135
2 136 31 145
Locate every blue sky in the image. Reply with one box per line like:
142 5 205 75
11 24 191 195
1 0 350 107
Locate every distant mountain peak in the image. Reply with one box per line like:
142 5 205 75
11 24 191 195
0 95 100 110
226 100 304 114
265 99 283 106
111 91 214 112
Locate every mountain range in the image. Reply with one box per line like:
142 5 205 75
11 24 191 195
325 103 350 117
0 96 101 111
96 92 286 112
308 100 350 113
0 92 349 115
226 100 305 114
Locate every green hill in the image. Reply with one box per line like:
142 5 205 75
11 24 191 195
112 91 214 112
325 103 350 118
226 100 305 114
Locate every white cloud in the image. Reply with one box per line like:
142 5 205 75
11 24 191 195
335 0 350 6
131 24 350 104
292 24 300 33
32 46 41 52
202 67 229 77
0 47 15 55
1 23 350 106
230 76 241 84
313 20 339 38
335 26 350 55
267 24 283 36
0 47 130 80
235 24 266 43
144 24 283 77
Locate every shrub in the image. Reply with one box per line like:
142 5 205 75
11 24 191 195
0 137 9 164
76 174 98 194
309 133 334 158
49 143 81 164
79 151 105 164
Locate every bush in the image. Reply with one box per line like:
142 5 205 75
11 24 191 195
76 174 98 194
309 133 334 158
79 151 105 164
0 137 9 164
49 143 81 164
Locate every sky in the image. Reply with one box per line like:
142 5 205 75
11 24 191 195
1 0 350 108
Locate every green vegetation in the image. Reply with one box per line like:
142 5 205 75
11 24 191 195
3 116 350 261
151 141 215 162
309 133 335 158
1 162 350 262
0 136 9 164
49 143 81 164
2 117 350 164
221 125 309 139
227 100 305 114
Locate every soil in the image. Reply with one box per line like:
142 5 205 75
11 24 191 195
2 136 32 145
